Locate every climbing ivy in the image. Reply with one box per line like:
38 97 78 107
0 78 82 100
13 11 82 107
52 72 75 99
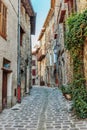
65 10 87 118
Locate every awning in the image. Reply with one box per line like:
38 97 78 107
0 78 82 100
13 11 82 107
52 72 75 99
59 10 66 23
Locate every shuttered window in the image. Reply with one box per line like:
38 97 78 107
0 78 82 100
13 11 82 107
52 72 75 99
32 60 36 66
0 1 7 39
32 69 36 76
68 0 74 15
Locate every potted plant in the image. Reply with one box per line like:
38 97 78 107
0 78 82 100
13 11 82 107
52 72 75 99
61 85 72 100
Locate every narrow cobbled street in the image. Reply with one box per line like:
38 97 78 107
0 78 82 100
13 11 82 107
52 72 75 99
0 86 87 130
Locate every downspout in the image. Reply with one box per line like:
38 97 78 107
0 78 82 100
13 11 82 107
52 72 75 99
17 0 21 103
29 35 32 89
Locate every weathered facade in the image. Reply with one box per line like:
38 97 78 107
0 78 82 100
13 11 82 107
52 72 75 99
54 0 74 86
37 0 56 87
0 0 18 110
37 32 46 86
32 49 38 86
55 0 87 87
0 0 36 111
20 0 36 95
38 0 87 88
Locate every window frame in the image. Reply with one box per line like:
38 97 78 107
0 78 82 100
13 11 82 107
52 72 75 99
32 60 36 66
68 0 74 15
32 69 36 76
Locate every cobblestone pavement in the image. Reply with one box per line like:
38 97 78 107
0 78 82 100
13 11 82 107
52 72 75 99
0 86 87 130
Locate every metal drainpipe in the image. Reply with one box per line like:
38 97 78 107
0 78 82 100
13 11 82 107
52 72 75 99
25 61 27 93
17 0 21 103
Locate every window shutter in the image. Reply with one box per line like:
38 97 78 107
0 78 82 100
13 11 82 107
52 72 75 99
32 60 36 66
32 69 36 76
0 1 7 39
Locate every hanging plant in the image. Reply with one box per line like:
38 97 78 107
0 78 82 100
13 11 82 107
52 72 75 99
65 10 87 118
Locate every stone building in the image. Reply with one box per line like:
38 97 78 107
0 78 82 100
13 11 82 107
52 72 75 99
54 0 87 86
37 30 46 86
37 0 57 87
0 0 36 111
32 49 38 86
20 0 36 96
38 0 87 88
54 0 73 86
0 0 18 111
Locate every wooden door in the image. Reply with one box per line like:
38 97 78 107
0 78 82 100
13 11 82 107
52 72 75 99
33 79 35 85
2 72 7 109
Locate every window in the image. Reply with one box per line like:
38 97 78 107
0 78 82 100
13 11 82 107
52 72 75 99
3 58 11 69
68 0 74 15
14 89 17 96
32 60 36 66
20 26 25 46
0 1 7 39
32 79 35 85
32 69 36 76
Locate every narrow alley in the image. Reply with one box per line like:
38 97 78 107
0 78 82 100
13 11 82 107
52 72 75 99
0 86 87 130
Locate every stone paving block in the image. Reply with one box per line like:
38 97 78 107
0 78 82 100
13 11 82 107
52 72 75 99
0 87 86 130
4 128 16 130
70 128 79 130
79 128 87 129
18 129 27 130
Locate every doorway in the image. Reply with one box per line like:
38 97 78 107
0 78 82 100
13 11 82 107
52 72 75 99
2 71 7 109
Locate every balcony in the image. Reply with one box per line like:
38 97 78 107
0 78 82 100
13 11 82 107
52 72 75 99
37 49 46 61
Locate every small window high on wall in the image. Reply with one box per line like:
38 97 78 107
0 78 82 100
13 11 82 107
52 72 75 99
20 26 25 46
32 60 36 66
3 58 11 69
32 69 36 76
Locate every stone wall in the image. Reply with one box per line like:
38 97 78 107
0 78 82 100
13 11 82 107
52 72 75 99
65 51 73 84
0 0 18 110
20 4 31 95
77 0 87 13
84 39 87 87
32 54 38 85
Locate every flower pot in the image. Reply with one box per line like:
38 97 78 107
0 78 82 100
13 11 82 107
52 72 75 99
63 93 72 100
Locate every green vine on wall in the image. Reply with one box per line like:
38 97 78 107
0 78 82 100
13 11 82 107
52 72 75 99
65 10 87 118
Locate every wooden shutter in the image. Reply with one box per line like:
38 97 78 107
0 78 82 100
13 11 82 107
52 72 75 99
32 69 36 76
68 0 74 15
0 1 7 39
